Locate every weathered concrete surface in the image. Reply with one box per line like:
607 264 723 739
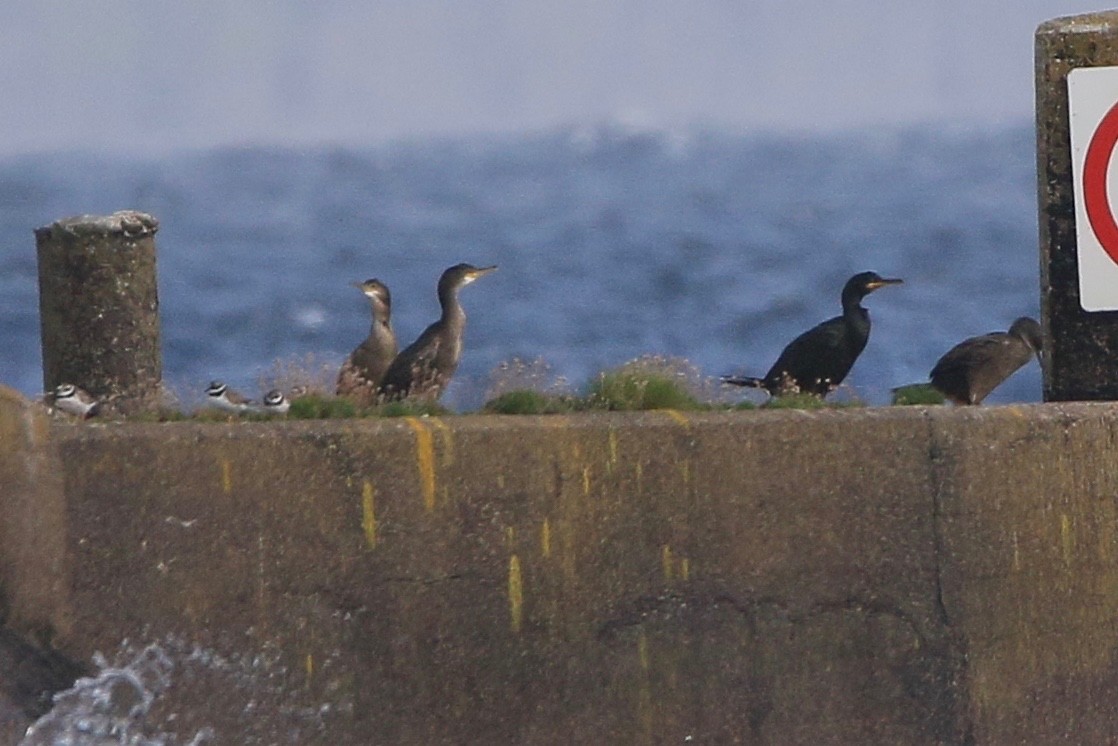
0 386 71 641
1035 11 1118 400
20 403 1117 744
0 385 84 741
36 211 162 414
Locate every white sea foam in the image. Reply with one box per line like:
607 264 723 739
20 635 347 745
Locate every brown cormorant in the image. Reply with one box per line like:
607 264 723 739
722 271 903 397
929 316 1042 405
336 278 398 405
378 263 497 402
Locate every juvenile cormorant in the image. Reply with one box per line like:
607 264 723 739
378 263 497 402
336 278 398 405
722 271 903 397
929 317 1042 405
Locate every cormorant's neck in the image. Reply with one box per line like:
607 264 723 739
439 284 466 323
841 291 867 317
369 301 391 334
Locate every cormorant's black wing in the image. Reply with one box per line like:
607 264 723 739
765 315 856 394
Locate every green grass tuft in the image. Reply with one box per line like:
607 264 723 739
762 393 830 410
482 389 579 415
760 393 865 410
586 370 705 411
891 383 946 406
288 395 358 419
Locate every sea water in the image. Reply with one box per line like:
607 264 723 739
20 636 346 745
6 122 1042 740
0 122 1041 407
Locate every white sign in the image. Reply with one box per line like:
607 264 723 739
1069 66 1118 311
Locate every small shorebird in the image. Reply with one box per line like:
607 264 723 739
205 380 255 413
261 389 291 415
52 383 100 419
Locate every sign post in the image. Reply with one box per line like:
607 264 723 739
1037 12 1118 401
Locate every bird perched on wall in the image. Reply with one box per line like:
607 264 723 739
722 271 903 397
260 389 291 415
51 383 100 419
336 278 397 405
378 263 497 402
205 380 255 413
929 317 1043 405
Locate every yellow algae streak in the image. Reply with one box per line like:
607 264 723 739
508 554 524 633
220 457 232 494
661 545 674 581
405 417 437 511
582 465 592 496
505 525 516 549
680 557 690 581
541 518 552 558
663 409 690 427
305 653 314 684
362 480 377 549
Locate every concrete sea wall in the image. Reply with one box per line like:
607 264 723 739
4 386 1118 742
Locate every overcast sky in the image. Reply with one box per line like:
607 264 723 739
0 1 1104 154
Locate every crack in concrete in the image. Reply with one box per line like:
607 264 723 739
924 409 976 746
596 589 930 647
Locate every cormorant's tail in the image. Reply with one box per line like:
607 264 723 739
720 375 766 389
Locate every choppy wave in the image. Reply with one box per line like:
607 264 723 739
21 636 347 745
0 123 1042 407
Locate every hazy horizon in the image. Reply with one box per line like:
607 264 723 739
0 1 1103 155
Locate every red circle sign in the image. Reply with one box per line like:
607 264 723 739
1083 100 1118 265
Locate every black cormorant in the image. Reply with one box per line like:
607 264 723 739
336 278 398 405
929 317 1042 405
378 263 497 402
722 271 903 397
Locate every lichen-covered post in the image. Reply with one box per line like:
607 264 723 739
36 211 162 415
1036 12 1118 401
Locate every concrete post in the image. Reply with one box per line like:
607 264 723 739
1036 12 1118 401
36 211 162 415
